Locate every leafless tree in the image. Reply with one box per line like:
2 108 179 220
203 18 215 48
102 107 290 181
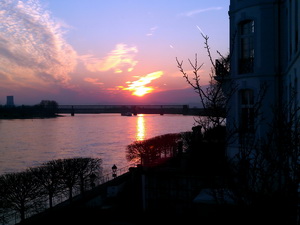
46 158 78 201
30 163 63 208
176 34 236 133
75 157 102 194
0 170 42 222
0 157 103 224
46 157 103 200
36 100 58 116
220 85 300 223
126 133 181 166
176 32 299 223
0 179 12 224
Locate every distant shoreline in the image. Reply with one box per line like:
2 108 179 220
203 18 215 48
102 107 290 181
0 108 63 119
0 114 64 119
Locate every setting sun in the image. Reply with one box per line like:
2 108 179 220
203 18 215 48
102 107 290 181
122 71 163 97
133 86 153 97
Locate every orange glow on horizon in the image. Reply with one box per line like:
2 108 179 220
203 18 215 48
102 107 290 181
122 71 163 97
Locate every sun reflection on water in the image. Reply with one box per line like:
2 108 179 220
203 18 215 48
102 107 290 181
136 114 146 140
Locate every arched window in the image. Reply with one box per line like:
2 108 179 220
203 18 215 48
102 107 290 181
239 20 254 74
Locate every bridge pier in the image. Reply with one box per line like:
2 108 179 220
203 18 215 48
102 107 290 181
160 105 164 115
71 106 75 116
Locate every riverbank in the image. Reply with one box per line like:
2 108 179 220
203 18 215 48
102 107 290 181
19 145 289 225
0 108 60 119
19 154 240 225
18 166 200 225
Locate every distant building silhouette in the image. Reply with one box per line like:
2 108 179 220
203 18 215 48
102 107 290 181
226 0 300 157
6 96 15 107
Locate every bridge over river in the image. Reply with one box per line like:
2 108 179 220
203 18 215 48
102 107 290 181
57 104 205 116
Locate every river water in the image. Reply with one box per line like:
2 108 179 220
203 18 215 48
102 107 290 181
0 113 197 175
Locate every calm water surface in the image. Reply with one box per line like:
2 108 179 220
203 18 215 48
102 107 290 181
0 114 197 174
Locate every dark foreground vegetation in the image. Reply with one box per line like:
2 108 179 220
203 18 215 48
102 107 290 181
0 100 59 119
0 157 102 223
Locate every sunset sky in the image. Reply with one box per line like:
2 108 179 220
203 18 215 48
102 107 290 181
0 0 229 106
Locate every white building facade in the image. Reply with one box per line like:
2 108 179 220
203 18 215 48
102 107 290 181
227 0 300 157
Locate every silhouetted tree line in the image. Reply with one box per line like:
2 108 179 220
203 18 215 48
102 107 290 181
0 157 102 223
0 100 59 118
126 133 182 166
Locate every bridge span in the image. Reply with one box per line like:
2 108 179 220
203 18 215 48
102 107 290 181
57 105 204 116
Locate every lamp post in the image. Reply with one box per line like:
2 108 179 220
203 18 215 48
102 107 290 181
112 164 117 178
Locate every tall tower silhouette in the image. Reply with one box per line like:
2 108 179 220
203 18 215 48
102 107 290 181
6 96 15 107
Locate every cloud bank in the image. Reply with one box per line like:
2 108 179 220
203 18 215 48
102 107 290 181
0 0 77 86
81 43 138 73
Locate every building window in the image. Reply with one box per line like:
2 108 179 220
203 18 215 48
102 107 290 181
239 20 254 74
240 89 254 133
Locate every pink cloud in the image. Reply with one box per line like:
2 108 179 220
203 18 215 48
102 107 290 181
81 43 138 73
0 0 77 87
